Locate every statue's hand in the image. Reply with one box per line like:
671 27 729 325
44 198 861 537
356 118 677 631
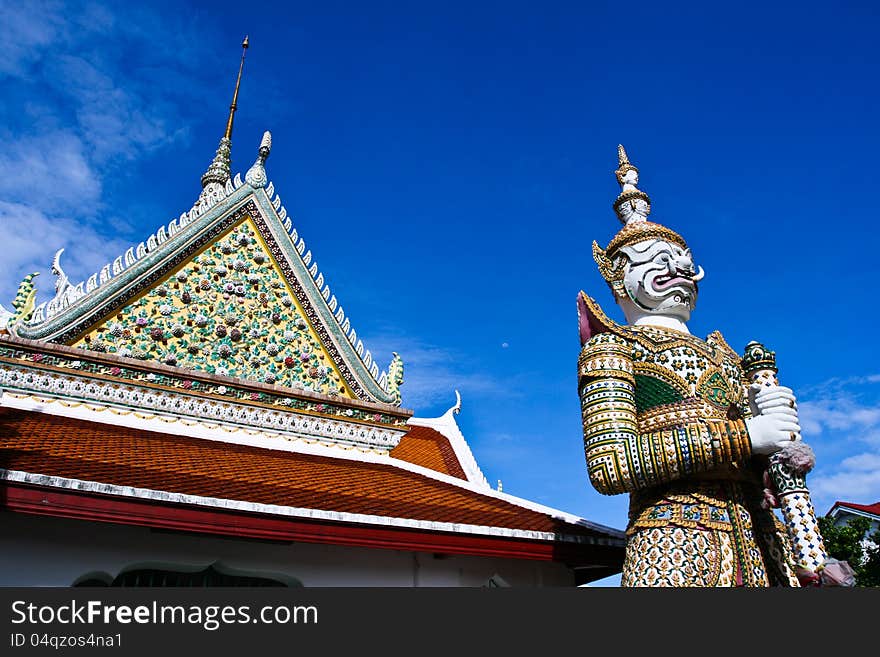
745 413 802 455
748 384 799 419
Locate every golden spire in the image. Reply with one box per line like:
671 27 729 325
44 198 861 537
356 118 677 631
224 35 249 141
614 143 638 186
201 36 249 190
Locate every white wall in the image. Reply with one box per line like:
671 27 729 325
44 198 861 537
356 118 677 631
830 511 879 535
0 511 575 587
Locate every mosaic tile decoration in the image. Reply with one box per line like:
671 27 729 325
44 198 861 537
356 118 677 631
72 218 350 398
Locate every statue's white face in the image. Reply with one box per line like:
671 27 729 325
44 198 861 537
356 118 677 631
618 239 704 321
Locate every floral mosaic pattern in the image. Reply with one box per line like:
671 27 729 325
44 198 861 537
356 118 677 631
72 219 351 398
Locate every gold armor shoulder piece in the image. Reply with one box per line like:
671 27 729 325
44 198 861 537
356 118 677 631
707 330 740 360
579 331 634 382
577 291 627 345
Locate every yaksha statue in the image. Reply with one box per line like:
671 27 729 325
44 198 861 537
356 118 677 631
577 146 815 587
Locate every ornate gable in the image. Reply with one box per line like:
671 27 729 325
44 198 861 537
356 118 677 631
69 214 355 398
11 134 403 406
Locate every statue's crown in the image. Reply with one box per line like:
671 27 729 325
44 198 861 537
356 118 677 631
592 145 689 294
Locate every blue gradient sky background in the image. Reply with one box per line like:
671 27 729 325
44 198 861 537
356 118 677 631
1 1 878 585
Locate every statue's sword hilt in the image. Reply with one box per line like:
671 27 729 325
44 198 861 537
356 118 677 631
741 342 828 582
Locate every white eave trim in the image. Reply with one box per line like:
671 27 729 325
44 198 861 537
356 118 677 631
828 505 880 523
0 469 624 546
0 392 625 541
408 410 490 489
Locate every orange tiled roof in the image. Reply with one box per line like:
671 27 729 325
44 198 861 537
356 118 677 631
0 408 600 538
390 425 467 480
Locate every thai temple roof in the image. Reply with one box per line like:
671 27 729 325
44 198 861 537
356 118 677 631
0 405 613 544
13 131 400 406
0 40 625 579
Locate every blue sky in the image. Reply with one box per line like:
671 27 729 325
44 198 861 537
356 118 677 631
2 1 879 585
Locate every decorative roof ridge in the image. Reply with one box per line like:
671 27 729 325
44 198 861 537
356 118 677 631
407 391 489 488
0 469 626 544
26 174 245 328
248 177 403 399
0 393 405 458
16 133 402 402
0 332 410 416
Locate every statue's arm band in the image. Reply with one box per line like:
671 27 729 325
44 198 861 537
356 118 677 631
704 418 752 464
580 374 752 495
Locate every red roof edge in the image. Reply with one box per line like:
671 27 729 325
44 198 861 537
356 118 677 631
0 480 624 571
829 500 880 517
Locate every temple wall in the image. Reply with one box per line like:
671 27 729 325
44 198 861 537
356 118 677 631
0 511 575 587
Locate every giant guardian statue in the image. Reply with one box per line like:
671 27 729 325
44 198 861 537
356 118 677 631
577 146 828 587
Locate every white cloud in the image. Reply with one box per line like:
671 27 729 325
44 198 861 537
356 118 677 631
839 452 880 472
810 452 880 510
43 54 184 162
0 1 64 77
0 132 101 213
0 2 214 307
0 201 131 305
789 375 880 512
799 374 880 399
0 1 211 194
471 431 534 466
358 333 507 411
799 397 880 436
797 374 880 438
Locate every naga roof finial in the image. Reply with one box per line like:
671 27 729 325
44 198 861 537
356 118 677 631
200 36 250 190
245 130 272 188
51 248 71 297
0 272 40 332
451 390 462 415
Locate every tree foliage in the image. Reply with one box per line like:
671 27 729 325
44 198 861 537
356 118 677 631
817 516 880 587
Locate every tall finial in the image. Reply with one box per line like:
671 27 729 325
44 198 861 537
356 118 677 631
612 144 651 224
200 36 250 191
224 35 250 141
